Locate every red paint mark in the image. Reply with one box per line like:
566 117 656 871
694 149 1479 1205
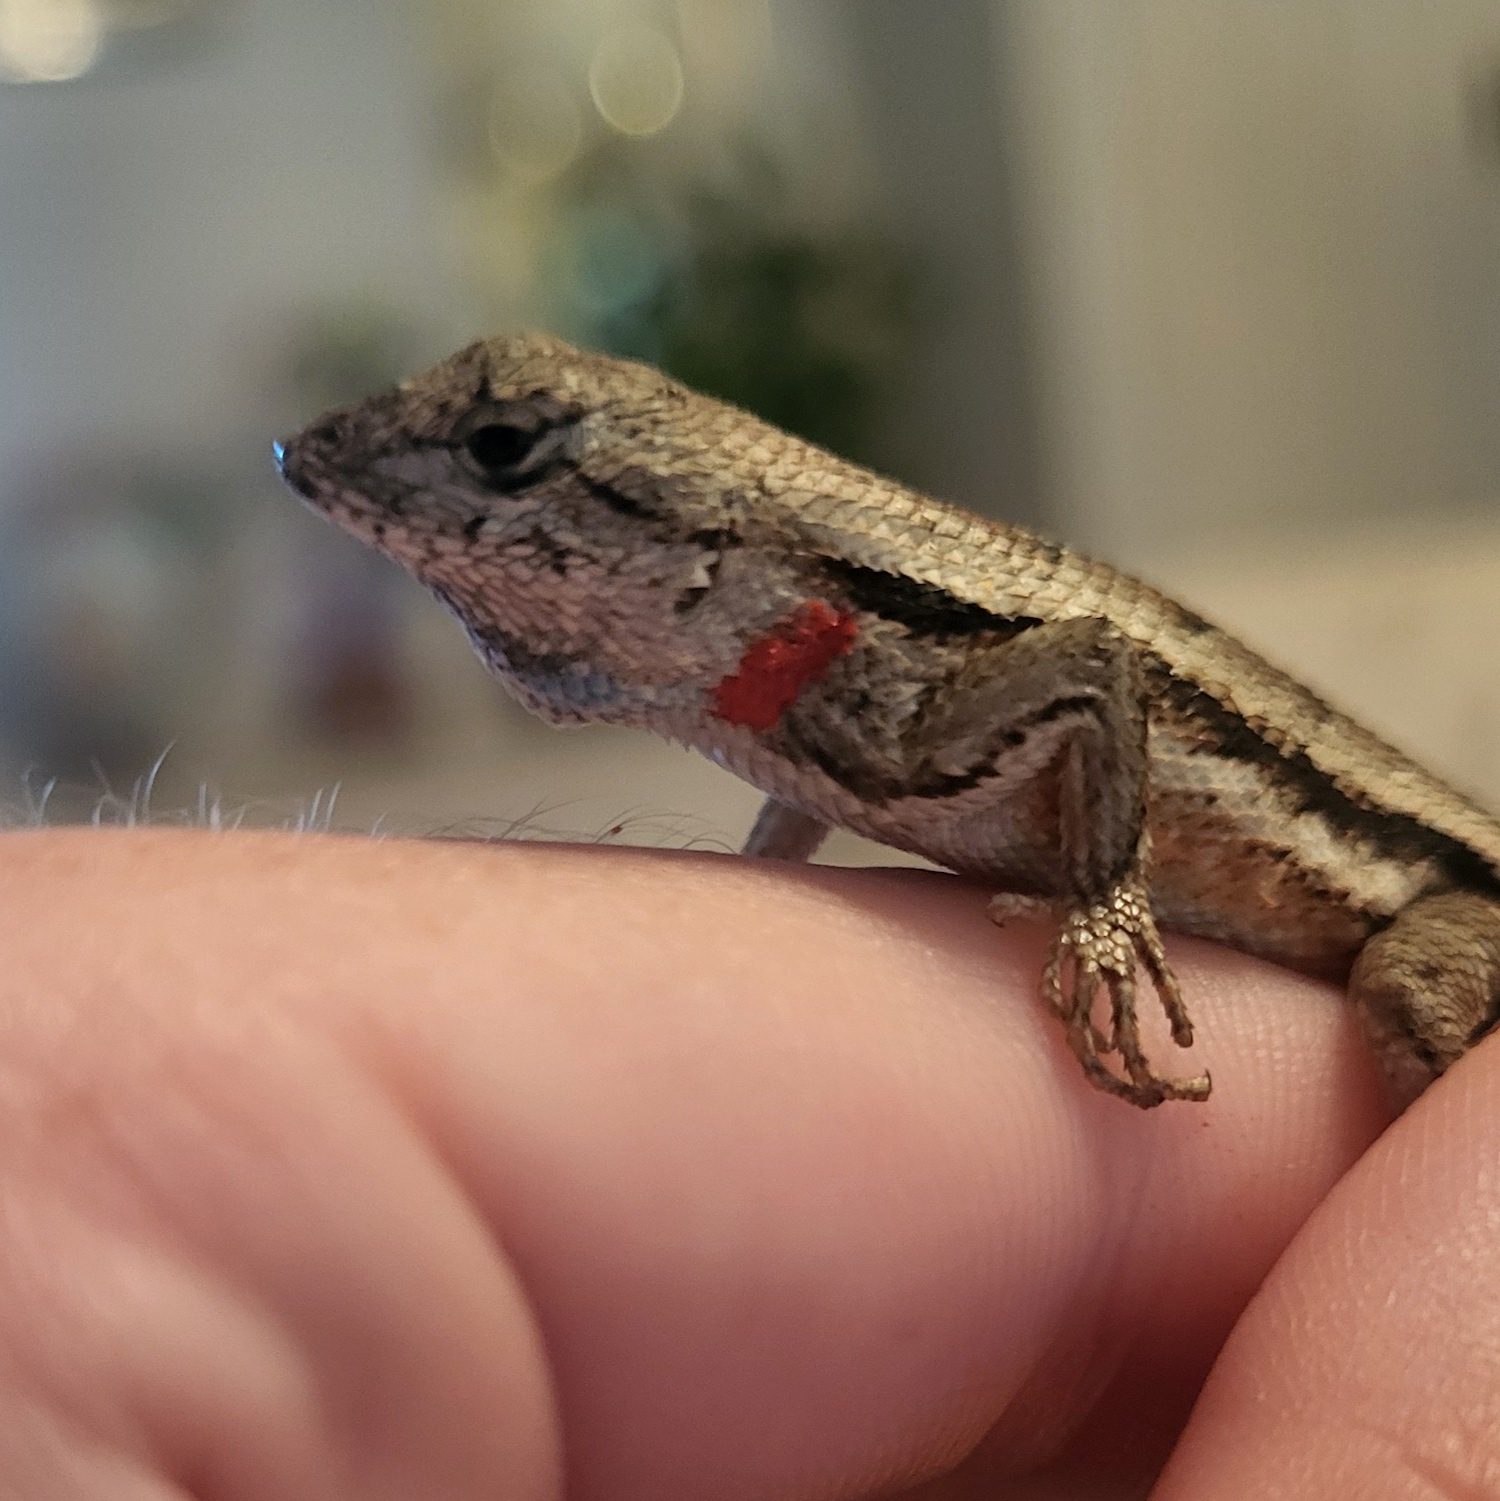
712 600 858 731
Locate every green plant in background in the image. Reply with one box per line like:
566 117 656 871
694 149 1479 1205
547 146 919 467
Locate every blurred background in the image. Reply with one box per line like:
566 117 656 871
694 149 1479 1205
1 0 1497 855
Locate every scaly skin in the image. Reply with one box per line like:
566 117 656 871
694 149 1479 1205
276 333 1500 1107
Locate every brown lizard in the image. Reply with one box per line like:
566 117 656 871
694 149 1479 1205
274 333 1500 1108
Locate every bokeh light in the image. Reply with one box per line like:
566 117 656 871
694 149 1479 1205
587 24 683 138
0 0 105 83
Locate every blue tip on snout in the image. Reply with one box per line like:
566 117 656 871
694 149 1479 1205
271 438 286 470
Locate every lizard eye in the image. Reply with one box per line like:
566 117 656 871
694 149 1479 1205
464 421 536 474
455 407 564 488
465 420 549 483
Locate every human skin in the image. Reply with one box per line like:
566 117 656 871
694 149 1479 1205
0 831 1496 1499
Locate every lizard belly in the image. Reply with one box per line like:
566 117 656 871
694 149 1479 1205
700 720 1071 891
699 718 1443 979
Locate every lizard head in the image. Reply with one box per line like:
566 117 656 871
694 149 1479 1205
275 332 847 727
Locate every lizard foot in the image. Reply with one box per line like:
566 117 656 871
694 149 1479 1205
990 892 1109 1052
1038 882 1210 1108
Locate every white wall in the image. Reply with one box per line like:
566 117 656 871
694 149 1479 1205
835 0 1047 525
993 0 1500 558
0 2 462 476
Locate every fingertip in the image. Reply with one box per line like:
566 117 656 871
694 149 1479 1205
1153 1038 1500 1499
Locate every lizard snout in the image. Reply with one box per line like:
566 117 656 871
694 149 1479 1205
272 434 320 501
274 406 359 502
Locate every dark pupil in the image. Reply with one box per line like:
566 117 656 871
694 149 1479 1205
464 422 537 474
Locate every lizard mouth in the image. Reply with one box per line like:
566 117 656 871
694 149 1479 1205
273 424 444 570
272 435 321 503
273 421 382 524
273 398 371 507
273 429 382 542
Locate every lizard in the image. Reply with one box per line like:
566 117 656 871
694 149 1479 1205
274 332 1500 1108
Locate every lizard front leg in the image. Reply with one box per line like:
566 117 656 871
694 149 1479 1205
743 800 830 862
897 616 1209 1107
1350 890 1500 1106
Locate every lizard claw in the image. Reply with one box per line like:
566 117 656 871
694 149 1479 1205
1040 882 1210 1108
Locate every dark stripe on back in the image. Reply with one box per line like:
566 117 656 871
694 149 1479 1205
1157 666 1499 896
822 559 1043 639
